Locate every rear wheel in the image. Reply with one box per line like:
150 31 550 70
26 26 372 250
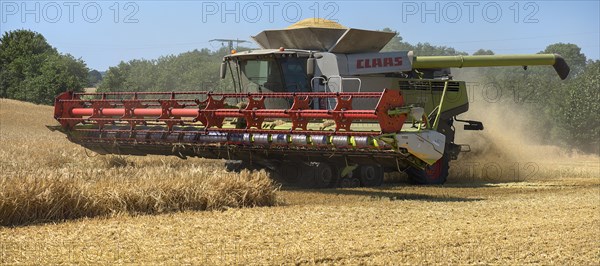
358 165 384 187
274 162 302 185
289 162 336 188
225 160 262 173
407 155 449 185
225 160 245 172
312 162 335 188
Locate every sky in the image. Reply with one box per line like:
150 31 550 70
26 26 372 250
2 0 599 71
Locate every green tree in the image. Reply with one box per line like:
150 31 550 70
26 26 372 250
32 54 88 104
87 70 103 87
0 29 88 104
473 49 495 55
0 30 54 98
0 30 55 63
380 28 414 52
549 60 599 153
98 62 132 92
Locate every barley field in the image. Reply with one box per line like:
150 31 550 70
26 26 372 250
0 99 279 227
0 99 598 264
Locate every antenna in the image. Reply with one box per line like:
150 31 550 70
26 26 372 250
209 39 249 51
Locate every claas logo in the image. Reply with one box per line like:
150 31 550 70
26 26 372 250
356 57 403 69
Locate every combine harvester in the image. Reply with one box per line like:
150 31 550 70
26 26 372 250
51 19 570 187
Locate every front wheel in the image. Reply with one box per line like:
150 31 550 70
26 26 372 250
406 155 449 185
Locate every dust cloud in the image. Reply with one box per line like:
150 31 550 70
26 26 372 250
448 69 599 183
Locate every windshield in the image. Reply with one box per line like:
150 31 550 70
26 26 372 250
280 57 309 93
240 58 283 93
238 56 309 93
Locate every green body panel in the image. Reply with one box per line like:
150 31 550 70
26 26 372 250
337 76 468 128
397 79 468 120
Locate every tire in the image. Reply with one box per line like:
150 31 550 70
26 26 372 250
282 162 336 189
225 160 244 172
274 162 302 185
225 160 260 173
407 155 449 185
312 162 335 188
359 165 384 187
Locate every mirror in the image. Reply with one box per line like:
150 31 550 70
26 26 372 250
220 62 227 79
306 58 315 77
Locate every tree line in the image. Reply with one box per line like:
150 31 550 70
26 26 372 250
97 48 228 93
